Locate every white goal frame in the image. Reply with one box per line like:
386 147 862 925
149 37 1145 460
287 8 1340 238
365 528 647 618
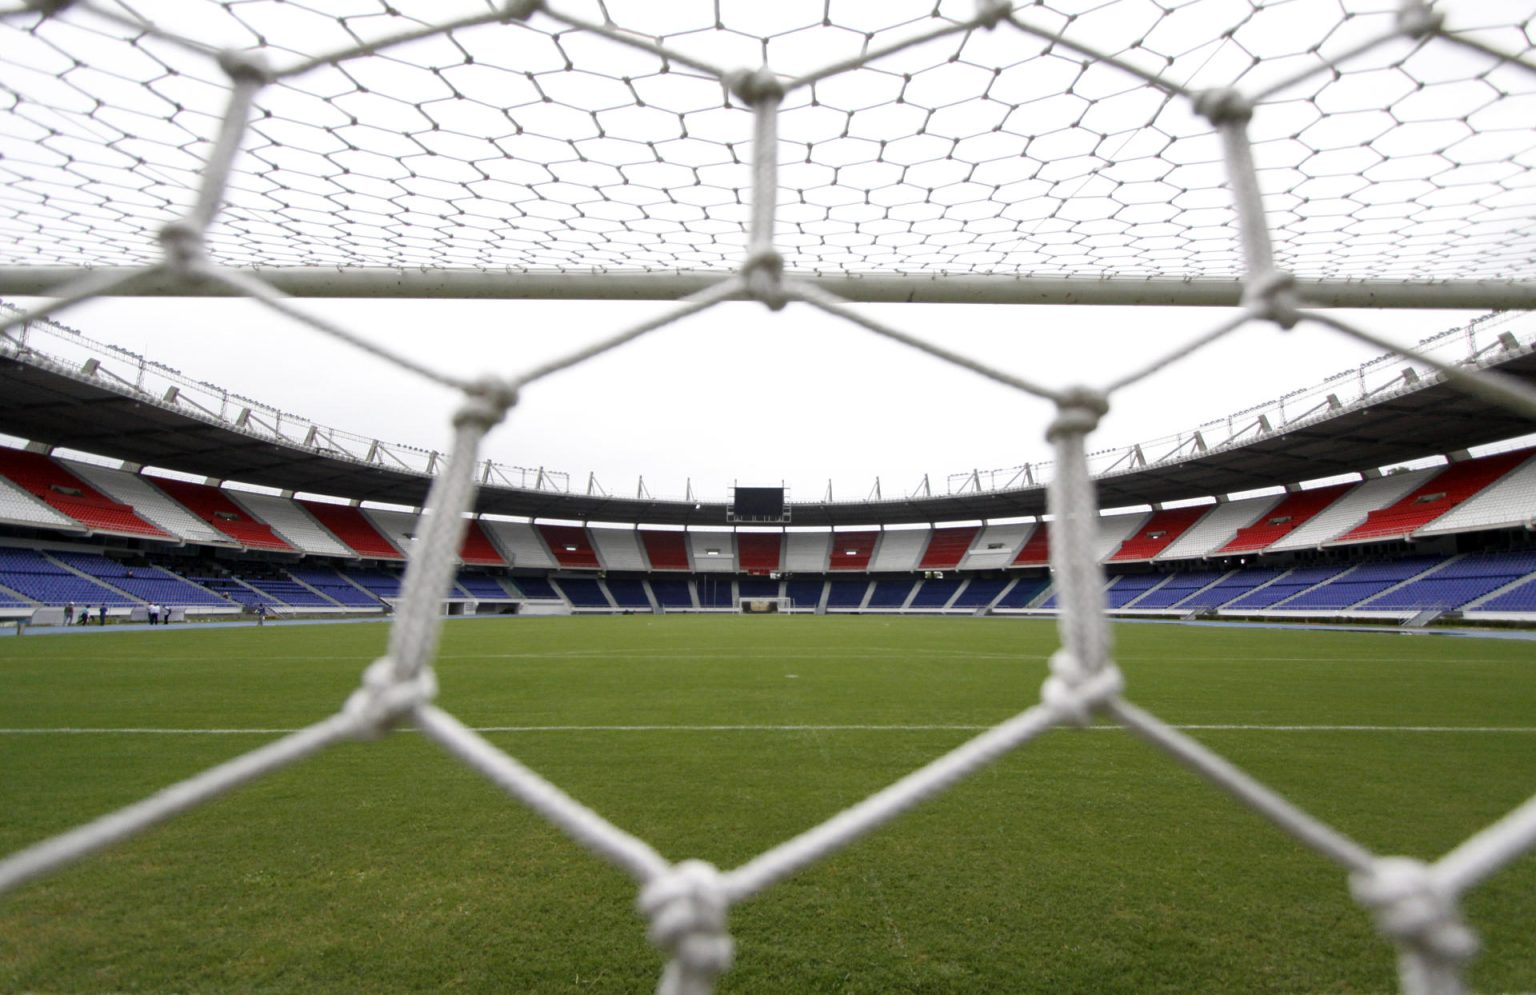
734 596 793 615
1 4 1535 995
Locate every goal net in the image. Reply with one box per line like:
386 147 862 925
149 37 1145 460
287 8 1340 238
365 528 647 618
736 596 792 615
1 3 1535 994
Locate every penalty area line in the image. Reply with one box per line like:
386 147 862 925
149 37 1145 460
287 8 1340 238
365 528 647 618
1 724 1535 735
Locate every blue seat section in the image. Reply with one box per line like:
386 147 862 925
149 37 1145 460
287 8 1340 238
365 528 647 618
650 577 695 608
866 578 915 608
993 577 1049 608
289 566 380 606
605 578 653 609
187 575 261 607
1133 569 1225 609
1480 572 1536 611
1281 557 1441 610
555 577 611 608
510 576 561 600
909 577 962 608
1366 552 1536 610
737 577 780 599
1224 565 1346 609
239 576 334 607
1179 568 1284 608
825 578 869 608
456 573 513 599
786 578 825 610
695 577 735 608
1104 573 1165 609
0 546 135 605
50 551 228 605
951 577 1008 609
343 568 403 599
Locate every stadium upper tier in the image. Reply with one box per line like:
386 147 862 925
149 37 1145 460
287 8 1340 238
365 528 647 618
2 304 1534 526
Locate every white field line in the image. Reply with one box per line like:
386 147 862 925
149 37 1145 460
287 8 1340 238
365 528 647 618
1 724 1534 735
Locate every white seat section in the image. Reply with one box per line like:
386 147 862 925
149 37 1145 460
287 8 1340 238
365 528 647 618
1160 494 1282 560
0 475 78 530
1269 469 1435 551
230 491 355 557
480 521 557 569
588 526 647 571
1096 512 1148 561
959 523 1030 570
361 507 422 558
784 531 832 572
688 530 736 572
68 462 229 544
1417 453 1536 535
869 527 927 572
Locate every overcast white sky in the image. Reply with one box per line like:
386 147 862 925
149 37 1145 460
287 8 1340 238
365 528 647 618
15 294 1486 504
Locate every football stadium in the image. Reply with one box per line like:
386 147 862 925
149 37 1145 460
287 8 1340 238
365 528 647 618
1 3 1535 993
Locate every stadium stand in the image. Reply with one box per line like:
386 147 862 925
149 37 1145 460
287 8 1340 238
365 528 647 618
1362 552 1536 612
736 532 782 575
0 545 138 606
919 525 980 571
554 577 612 610
689 531 736 573
1012 524 1049 566
604 577 655 610
1473 568 1536 613
1104 572 1167 609
1180 567 1285 610
455 572 516 601
783 531 833 573
869 528 926 573
231 491 354 557
509 576 562 601
484 521 557 570
1130 569 1227 609
1160 495 1280 560
459 520 506 566
825 577 870 610
0 476 76 531
866 578 916 609
297 499 405 560
908 577 962 610
829 531 878 571
588 526 647 572
1267 471 1433 551
649 576 696 610
958 524 1029 570
1279 557 1443 610
1418 457 1536 536
70 462 231 545
0 448 167 538
1334 449 1533 544
695 575 736 608
737 577 781 600
785 577 826 612
48 550 226 607
1219 483 1353 554
150 478 293 551
540 525 601 569
639 530 691 571
951 576 1010 610
993 577 1050 609
361 507 425 559
1108 506 1209 563
343 567 403 600
1224 565 1349 610
290 565 382 607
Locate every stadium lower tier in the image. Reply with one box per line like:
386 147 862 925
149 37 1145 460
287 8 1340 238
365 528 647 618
6 539 1536 626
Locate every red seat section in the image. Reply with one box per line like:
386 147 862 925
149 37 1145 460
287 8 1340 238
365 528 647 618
1108 506 1209 562
1013 524 1050 566
919 525 980 570
538 524 600 568
459 519 505 566
640 530 690 570
298 500 405 560
1335 449 1532 544
0 448 168 538
152 478 294 550
1219 483 1353 554
829 531 878 571
737 533 782 574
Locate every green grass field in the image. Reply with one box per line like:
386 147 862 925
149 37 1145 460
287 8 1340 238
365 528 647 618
1 615 1534 993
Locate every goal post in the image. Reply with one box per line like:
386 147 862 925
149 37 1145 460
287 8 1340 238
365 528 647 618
736 596 793 615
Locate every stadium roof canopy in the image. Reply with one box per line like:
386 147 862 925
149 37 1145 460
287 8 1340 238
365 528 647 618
3 338 1534 528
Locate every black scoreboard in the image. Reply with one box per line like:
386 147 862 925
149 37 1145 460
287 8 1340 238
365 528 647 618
729 486 788 523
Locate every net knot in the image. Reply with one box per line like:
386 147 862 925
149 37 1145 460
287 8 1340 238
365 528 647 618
1396 2 1443 39
639 860 735 991
157 222 208 277
974 0 1012 30
1350 857 1478 964
1193 87 1253 126
1040 649 1124 726
342 656 438 740
1046 387 1109 441
1243 269 1301 330
725 67 785 107
453 375 519 430
742 250 787 311
216 50 274 85
501 0 541 21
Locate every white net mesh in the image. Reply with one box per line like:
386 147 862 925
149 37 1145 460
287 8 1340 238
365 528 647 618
2 3 1536 994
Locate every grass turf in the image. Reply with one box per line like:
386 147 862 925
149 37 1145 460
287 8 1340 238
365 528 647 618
1 615 1534 993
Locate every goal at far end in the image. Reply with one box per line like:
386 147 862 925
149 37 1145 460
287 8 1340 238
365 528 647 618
736 596 794 615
